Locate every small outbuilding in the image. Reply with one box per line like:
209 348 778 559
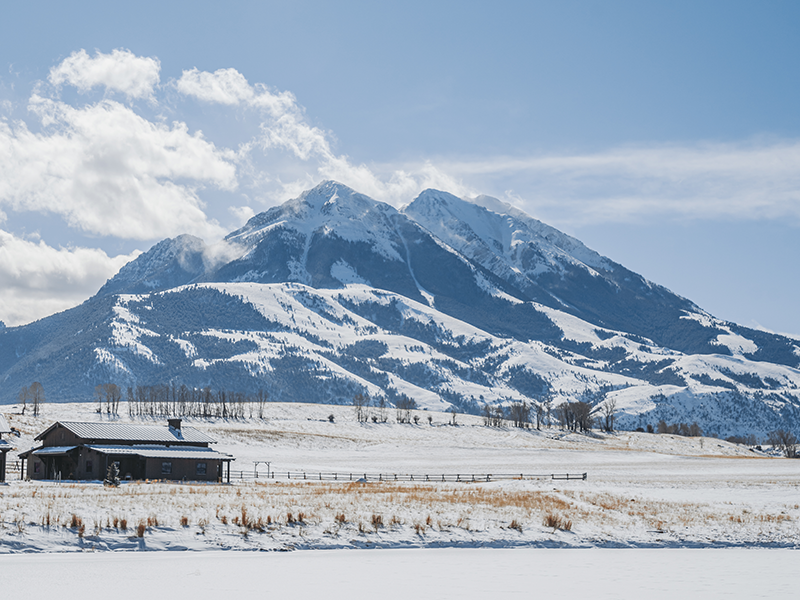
19 419 234 482
0 414 12 483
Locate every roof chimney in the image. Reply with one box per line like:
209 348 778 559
168 418 182 431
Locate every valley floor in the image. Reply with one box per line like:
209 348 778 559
1 402 799 552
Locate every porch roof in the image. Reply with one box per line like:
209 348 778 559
31 446 78 456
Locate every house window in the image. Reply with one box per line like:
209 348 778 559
161 462 172 475
86 460 93 473
196 462 207 475
34 461 41 474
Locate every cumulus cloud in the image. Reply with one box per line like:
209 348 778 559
176 67 472 206
0 230 138 326
0 94 236 240
48 49 161 101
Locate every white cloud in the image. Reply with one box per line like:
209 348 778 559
48 49 161 101
428 142 800 226
229 205 255 225
0 94 237 240
176 67 473 207
0 230 138 326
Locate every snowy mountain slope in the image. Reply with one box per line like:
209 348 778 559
2 181 800 437
404 189 761 360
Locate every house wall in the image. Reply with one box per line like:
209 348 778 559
144 457 223 482
40 425 82 447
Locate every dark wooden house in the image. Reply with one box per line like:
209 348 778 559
0 414 11 483
19 419 233 482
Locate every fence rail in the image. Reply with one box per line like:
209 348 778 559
3 460 587 484
229 470 588 483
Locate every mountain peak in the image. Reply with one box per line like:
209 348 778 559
96 234 207 297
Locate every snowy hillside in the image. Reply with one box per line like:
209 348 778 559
1 181 800 438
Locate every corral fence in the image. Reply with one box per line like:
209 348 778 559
228 470 588 483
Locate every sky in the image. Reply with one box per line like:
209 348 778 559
1 1 799 336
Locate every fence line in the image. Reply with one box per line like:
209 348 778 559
229 470 588 483
3 460 587 484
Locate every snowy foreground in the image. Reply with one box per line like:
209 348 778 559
1 402 800 553
0 548 795 600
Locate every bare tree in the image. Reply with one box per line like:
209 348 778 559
482 404 503 427
18 385 29 415
395 396 417 424
572 401 592 432
600 397 617 432
255 389 268 419
376 396 388 423
106 383 121 415
353 393 370 423
767 429 798 458
448 406 458 425
535 402 545 430
508 401 531 428
556 401 592 432
29 381 45 416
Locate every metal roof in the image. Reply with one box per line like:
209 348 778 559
32 446 78 456
0 439 12 450
0 414 10 434
86 445 233 460
36 421 215 444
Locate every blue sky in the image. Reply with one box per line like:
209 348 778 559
1 1 799 335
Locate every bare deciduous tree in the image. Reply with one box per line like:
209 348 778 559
449 406 458 425
18 385 29 415
767 429 798 458
600 397 616 432
353 393 370 423
394 396 417 424
508 401 531 428
29 381 45 416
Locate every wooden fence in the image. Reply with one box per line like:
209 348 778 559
229 470 588 483
2 460 586 484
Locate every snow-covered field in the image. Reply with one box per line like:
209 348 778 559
1 548 795 600
1 402 799 553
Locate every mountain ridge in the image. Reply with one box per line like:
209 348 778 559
2 180 800 438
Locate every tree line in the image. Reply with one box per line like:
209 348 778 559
80 382 272 419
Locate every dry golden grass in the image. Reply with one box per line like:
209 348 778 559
1 479 798 541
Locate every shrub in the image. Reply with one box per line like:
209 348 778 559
543 513 572 531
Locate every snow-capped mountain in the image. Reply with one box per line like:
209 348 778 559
2 181 800 437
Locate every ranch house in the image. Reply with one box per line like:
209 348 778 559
19 419 233 482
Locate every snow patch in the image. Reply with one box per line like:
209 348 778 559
330 260 369 285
